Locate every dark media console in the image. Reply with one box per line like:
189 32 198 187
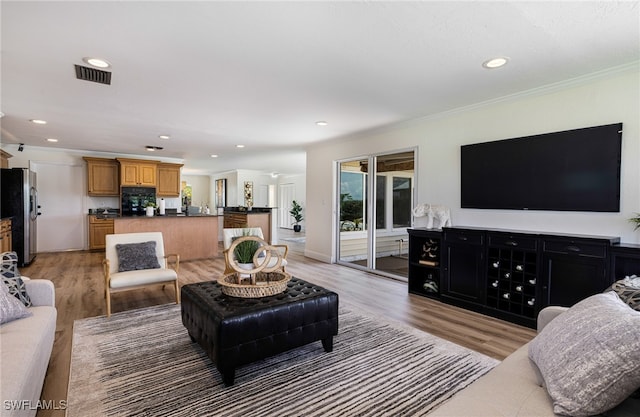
408 227 639 328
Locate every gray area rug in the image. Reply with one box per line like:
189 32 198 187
67 304 498 417
280 236 306 243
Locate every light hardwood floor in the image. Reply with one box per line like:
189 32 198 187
21 235 535 417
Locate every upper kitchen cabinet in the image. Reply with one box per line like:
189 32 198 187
157 163 183 197
83 157 119 196
1 149 12 168
117 158 158 187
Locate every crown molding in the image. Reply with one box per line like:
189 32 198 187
327 61 640 144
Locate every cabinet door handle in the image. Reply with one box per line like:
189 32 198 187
505 240 518 246
458 236 468 241
566 245 581 253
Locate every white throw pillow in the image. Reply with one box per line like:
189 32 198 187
528 291 640 416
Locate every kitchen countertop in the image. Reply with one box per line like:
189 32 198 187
223 210 272 214
90 213 218 219
223 207 273 214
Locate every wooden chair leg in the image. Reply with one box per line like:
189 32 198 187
175 280 181 304
106 288 112 318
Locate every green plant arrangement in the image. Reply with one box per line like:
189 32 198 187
144 201 157 208
290 200 303 232
234 237 260 264
630 213 640 231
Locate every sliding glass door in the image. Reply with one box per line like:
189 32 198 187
337 150 415 279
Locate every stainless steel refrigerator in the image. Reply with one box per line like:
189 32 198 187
1 168 39 266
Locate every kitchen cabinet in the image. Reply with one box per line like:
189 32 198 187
224 213 248 228
223 211 272 243
1 150 12 169
117 158 158 187
157 163 183 197
0 218 12 252
442 228 485 307
88 215 114 251
83 157 119 196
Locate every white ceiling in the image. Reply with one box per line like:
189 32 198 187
1 1 639 175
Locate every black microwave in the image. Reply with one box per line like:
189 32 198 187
121 187 156 216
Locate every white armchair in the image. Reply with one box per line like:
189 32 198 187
223 227 288 274
103 232 180 317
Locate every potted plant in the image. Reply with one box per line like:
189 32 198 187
144 201 157 217
630 213 640 231
290 200 303 232
234 238 260 266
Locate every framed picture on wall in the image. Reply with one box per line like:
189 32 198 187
215 179 226 208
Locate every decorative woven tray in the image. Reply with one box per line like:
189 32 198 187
218 271 291 298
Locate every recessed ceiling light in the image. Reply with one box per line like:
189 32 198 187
236 144 245 148
145 145 163 151
482 57 509 69
46 138 58 142
30 119 47 124
210 154 219 158
83 57 111 69
159 135 171 140
316 121 328 126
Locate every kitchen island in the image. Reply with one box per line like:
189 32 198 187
113 214 218 261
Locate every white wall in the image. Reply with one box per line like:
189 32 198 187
305 67 640 263
212 171 238 207
182 175 211 210
214 169 288 208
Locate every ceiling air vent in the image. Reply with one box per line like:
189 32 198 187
74 64 111 85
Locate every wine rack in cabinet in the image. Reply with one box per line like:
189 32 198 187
486 233 539 323
407 228 442 298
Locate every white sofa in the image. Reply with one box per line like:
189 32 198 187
429 303 639 417
0 279 57 417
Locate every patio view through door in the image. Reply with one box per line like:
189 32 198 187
337 150 415 279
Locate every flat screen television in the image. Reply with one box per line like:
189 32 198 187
460 123 622 212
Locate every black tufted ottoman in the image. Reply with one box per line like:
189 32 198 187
180 277 339 386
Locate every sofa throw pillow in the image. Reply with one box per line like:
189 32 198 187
611 275 640 311
115 241 161 272
1 251 31 307
528 291 640 416
0 278 32 324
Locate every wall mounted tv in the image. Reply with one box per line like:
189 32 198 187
460 123 622 212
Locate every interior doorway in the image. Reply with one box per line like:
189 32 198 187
31 161 85 252
278 183 295 229
336 149 415 279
